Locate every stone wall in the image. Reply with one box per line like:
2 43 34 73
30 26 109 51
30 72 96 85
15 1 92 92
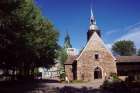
76 32 117 81
77 50 117 81
64 65 73 80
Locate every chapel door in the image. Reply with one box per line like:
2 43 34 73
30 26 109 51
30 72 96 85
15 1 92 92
94 67 102 79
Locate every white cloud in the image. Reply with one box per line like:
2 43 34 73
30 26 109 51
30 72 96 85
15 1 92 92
116 31 140 48
106 29 121 35
125 21 140 33
106 21 140 36
106 22 140 49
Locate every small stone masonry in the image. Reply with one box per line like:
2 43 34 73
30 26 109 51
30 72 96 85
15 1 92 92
76 32 117 81
64 8 117 81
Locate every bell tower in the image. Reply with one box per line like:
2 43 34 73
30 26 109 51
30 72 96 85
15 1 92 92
87 8 101 41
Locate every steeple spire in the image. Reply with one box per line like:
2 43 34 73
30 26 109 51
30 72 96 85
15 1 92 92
89 7 99 31
91 8 94 17
64 31 72 49
90 8 96 25
87 7 101 41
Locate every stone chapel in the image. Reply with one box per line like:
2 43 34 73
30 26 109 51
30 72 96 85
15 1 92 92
64 8 140 82
64 9 117 81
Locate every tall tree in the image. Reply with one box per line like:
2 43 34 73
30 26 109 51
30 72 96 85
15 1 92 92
0 0 59 78
112 40 136 56
56 47 67 79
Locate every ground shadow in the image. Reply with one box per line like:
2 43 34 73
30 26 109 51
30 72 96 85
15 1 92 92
57 81 140 93
58 86 100 93
0 80 140 93
0 79 59 93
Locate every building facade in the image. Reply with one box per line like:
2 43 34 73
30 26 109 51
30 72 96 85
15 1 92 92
64 8 140 82
38 61 60 80
64 9 117 81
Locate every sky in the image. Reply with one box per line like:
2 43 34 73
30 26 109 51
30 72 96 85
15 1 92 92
35 0 140 50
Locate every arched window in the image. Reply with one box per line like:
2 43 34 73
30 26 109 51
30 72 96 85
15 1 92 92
94 67 102 79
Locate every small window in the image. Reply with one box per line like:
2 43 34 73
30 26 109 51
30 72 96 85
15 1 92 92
95 54 99 60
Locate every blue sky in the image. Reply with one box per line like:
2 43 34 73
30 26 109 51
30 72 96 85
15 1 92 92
35 0 140 50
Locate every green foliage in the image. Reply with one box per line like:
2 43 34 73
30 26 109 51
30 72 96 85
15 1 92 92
60 49 68 64
110 73 121 81
0 0 59 78
112 40 136 56
57 47 68 80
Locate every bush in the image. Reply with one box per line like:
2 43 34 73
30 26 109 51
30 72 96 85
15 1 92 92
110 73 121 82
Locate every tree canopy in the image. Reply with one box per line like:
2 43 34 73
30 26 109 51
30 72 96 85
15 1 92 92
0 0 59 78
112 40 136 56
